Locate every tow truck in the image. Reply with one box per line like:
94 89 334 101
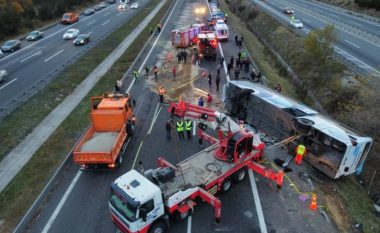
109 101 283 233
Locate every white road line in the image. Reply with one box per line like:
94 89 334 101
248 170 268 233
104 12 111 17
359 65 370 68
87 20 96 26
20 51 41 63
102 19 111 26
147 103 162 135
126 0 179 93
44 50 64 62
117 12 123 16
41 171 82 233
345 39 360 48
0 78 18 91
350 20 363 27
187 215 192 233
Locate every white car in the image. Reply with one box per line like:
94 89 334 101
0 70 7 83
118 3 127 10
290 19 303 29
63 29 80 39
0 50 3 58
131 3 139 9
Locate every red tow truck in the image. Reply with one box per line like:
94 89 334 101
197 32 218 61
109 101 283 233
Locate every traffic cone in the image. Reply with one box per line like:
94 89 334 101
309 194 318 211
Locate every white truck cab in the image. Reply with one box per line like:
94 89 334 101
109 170 165 233
214 19 228 41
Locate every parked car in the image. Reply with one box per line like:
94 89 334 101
84 8 95 16
26 31 44 41
131 2 139 9
73 34 90 45
94 4 103 11
0 70 7 83
283 7 294 14
63 29 80 40
118 3 127 10
289 19 303 29
1 40 21 52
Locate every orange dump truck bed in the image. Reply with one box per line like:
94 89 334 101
73 94 134 169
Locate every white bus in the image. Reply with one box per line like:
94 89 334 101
214 19 228 41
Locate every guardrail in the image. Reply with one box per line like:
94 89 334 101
12 1 176 232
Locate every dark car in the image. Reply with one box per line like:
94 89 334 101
84 8 95 16
94 4 103 11
1 40 21 52
73 34 90 45
283 7 294 14
26 31 44 41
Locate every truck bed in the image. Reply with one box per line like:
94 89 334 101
159 143 258 199
80 132 119 152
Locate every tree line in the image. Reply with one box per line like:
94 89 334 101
355 0 380 10
0 0 97 39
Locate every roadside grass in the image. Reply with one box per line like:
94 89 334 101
0 0 172 232
218 1 298 98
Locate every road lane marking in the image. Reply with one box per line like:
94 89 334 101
41 170 83 233
102 19 111 26
117 12 123 16
350 20 363 27
104 12 111 17
345 39 360 48
248 170 268 233
359 65 370 68
187 216 192 233
20 50 42 63
0 78 17 91
44 50 64 62
87 20 96 26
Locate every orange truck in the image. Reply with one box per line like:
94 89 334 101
73 94 135 170
61 12 79 24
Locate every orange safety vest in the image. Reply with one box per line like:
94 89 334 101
296 144 306 155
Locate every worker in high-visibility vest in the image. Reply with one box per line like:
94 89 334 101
133 69 139 80
185 119 192 140
176 119 185 139
295 144 306 165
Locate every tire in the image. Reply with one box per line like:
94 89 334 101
233 169 247 183
149 222 166 233
175 209 190 222
293 118 314 135
221 178 232 193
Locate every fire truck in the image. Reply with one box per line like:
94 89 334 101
109 101 283 233
197 32 217 61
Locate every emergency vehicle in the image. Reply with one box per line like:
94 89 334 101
171 27 198 48
197 32 217 61
109 101 283 233
214 19 228 41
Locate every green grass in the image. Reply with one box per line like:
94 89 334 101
218 0 298 98
0 0 172 232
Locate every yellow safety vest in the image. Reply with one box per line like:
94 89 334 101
176 122 184 132
185 121 192 131
297 145 306 155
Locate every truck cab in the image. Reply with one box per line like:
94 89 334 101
197 33 217 61
61 12 79 24
109 170 165 233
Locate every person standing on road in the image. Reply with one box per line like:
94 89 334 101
172 65 177 79
234 34 238 45
207 93 212 105
230 56 234 66
227 62 232 75
217 63 221 76
185 118 192 140
165 119 172 140
145 65 150 77
198 96 204 107
215 73 220 92
250 69 257 81
159 86 166 103
208 72 212 89
295 144 307 165
115 78 123 94
153 65 159 80
219 55 224 67
133 69 139 81
183 50 188 63
234 68 240 80
176 119 185 139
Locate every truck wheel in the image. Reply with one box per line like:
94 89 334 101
149 222 166 233
175 210 190 222
233 169 247 183
221 178 232 193
293 118 314 135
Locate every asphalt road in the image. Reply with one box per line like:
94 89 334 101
0 0 150 116
22 1 338 233
252 0 380 76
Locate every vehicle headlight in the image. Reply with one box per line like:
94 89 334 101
80 40 84 43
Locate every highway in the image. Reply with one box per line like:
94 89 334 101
0 0 150 117
251 0 380 76
19 1 339 233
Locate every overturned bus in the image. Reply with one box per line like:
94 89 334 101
224 80 373 179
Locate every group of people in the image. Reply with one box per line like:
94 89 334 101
165 118 193 140
234 34 244 49
176 50 189 63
